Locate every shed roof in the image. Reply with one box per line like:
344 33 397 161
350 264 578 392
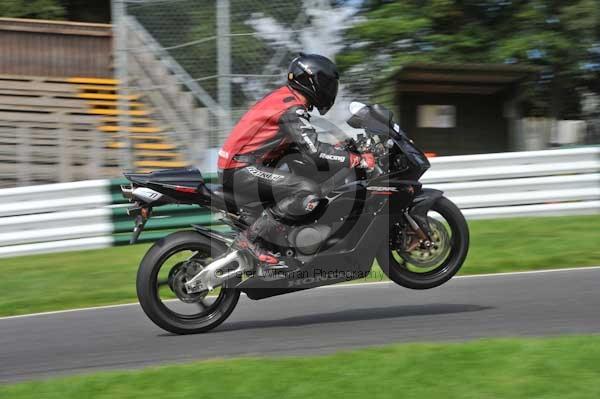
393 63 541 95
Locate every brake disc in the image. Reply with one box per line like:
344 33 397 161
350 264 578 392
400 217 451 268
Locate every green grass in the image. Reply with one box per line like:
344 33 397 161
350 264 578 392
460 215 600 274
0 244 151 317
2 335 600 398
0 215 598 317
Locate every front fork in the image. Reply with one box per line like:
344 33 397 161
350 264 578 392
404 188 444 250
404 210 430 237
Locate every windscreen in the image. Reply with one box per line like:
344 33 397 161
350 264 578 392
310 115 354 144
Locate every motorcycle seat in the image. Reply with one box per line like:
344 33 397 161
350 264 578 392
205 183 229 202
190 182 226 211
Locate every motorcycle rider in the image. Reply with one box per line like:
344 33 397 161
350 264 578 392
218 53 375 266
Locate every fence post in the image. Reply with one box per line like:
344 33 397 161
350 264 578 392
216 0 232 136
112 0 133 172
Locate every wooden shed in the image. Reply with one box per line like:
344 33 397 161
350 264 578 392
392 63 540 156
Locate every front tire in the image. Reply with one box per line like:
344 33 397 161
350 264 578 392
136 231 241 334
377 196 469 290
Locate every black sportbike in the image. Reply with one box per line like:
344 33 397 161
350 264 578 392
122 102 469 334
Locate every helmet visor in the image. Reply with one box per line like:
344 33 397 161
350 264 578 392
315 72 338 114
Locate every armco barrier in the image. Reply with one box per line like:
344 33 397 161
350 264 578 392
0 147 598 257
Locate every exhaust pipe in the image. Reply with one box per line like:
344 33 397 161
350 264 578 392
184 250 252 293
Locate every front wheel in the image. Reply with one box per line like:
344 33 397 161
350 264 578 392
377 196 469 290
136 231 241 334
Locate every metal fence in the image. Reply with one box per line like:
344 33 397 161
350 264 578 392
0 147 597 258
111 0 355 168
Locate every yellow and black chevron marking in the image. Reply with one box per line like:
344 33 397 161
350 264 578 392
67 77 189 172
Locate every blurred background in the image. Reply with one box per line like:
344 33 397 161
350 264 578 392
0 1 599 395
0 0 598 256
0 0 598 186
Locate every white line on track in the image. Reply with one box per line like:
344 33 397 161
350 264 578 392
1 265 599 321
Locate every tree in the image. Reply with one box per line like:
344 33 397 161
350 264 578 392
0 0 65 20
337 0 600 118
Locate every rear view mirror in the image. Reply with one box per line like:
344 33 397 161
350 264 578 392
349 101 367 115
347 102 369 129
370 104 394 125
346 102 395 134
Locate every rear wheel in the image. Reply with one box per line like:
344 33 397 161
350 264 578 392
377 196 469 290
136 231 241 334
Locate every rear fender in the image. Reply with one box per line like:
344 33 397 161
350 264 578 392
123 168 208 205
122 185 174 207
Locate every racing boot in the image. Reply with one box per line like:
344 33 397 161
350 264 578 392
233 210 285 267
234 232 279 265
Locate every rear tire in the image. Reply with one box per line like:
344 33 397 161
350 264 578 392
377 196 469 290
136 231 240 334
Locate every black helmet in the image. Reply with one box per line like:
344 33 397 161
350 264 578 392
287 53 339 115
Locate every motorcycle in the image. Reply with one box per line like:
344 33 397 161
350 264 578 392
122 102 470 334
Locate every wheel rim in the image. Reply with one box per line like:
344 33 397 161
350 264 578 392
152 246 231 321
390 211 456 276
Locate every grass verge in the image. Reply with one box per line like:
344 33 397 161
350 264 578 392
1 335 600 398
0 215 598 317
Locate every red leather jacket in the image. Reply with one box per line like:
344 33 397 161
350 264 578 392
218 86 356 170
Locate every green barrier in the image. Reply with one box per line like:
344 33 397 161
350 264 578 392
113 225 232 246
113 229 183 246
111 204 209 218
113 214 219 233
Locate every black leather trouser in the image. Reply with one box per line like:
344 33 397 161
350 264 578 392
220 165 321 220
220 165 321 245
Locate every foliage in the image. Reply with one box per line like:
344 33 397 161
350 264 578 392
338 0 600 118
0 0 65 20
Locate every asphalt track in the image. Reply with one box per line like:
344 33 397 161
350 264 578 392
1 267 600 383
